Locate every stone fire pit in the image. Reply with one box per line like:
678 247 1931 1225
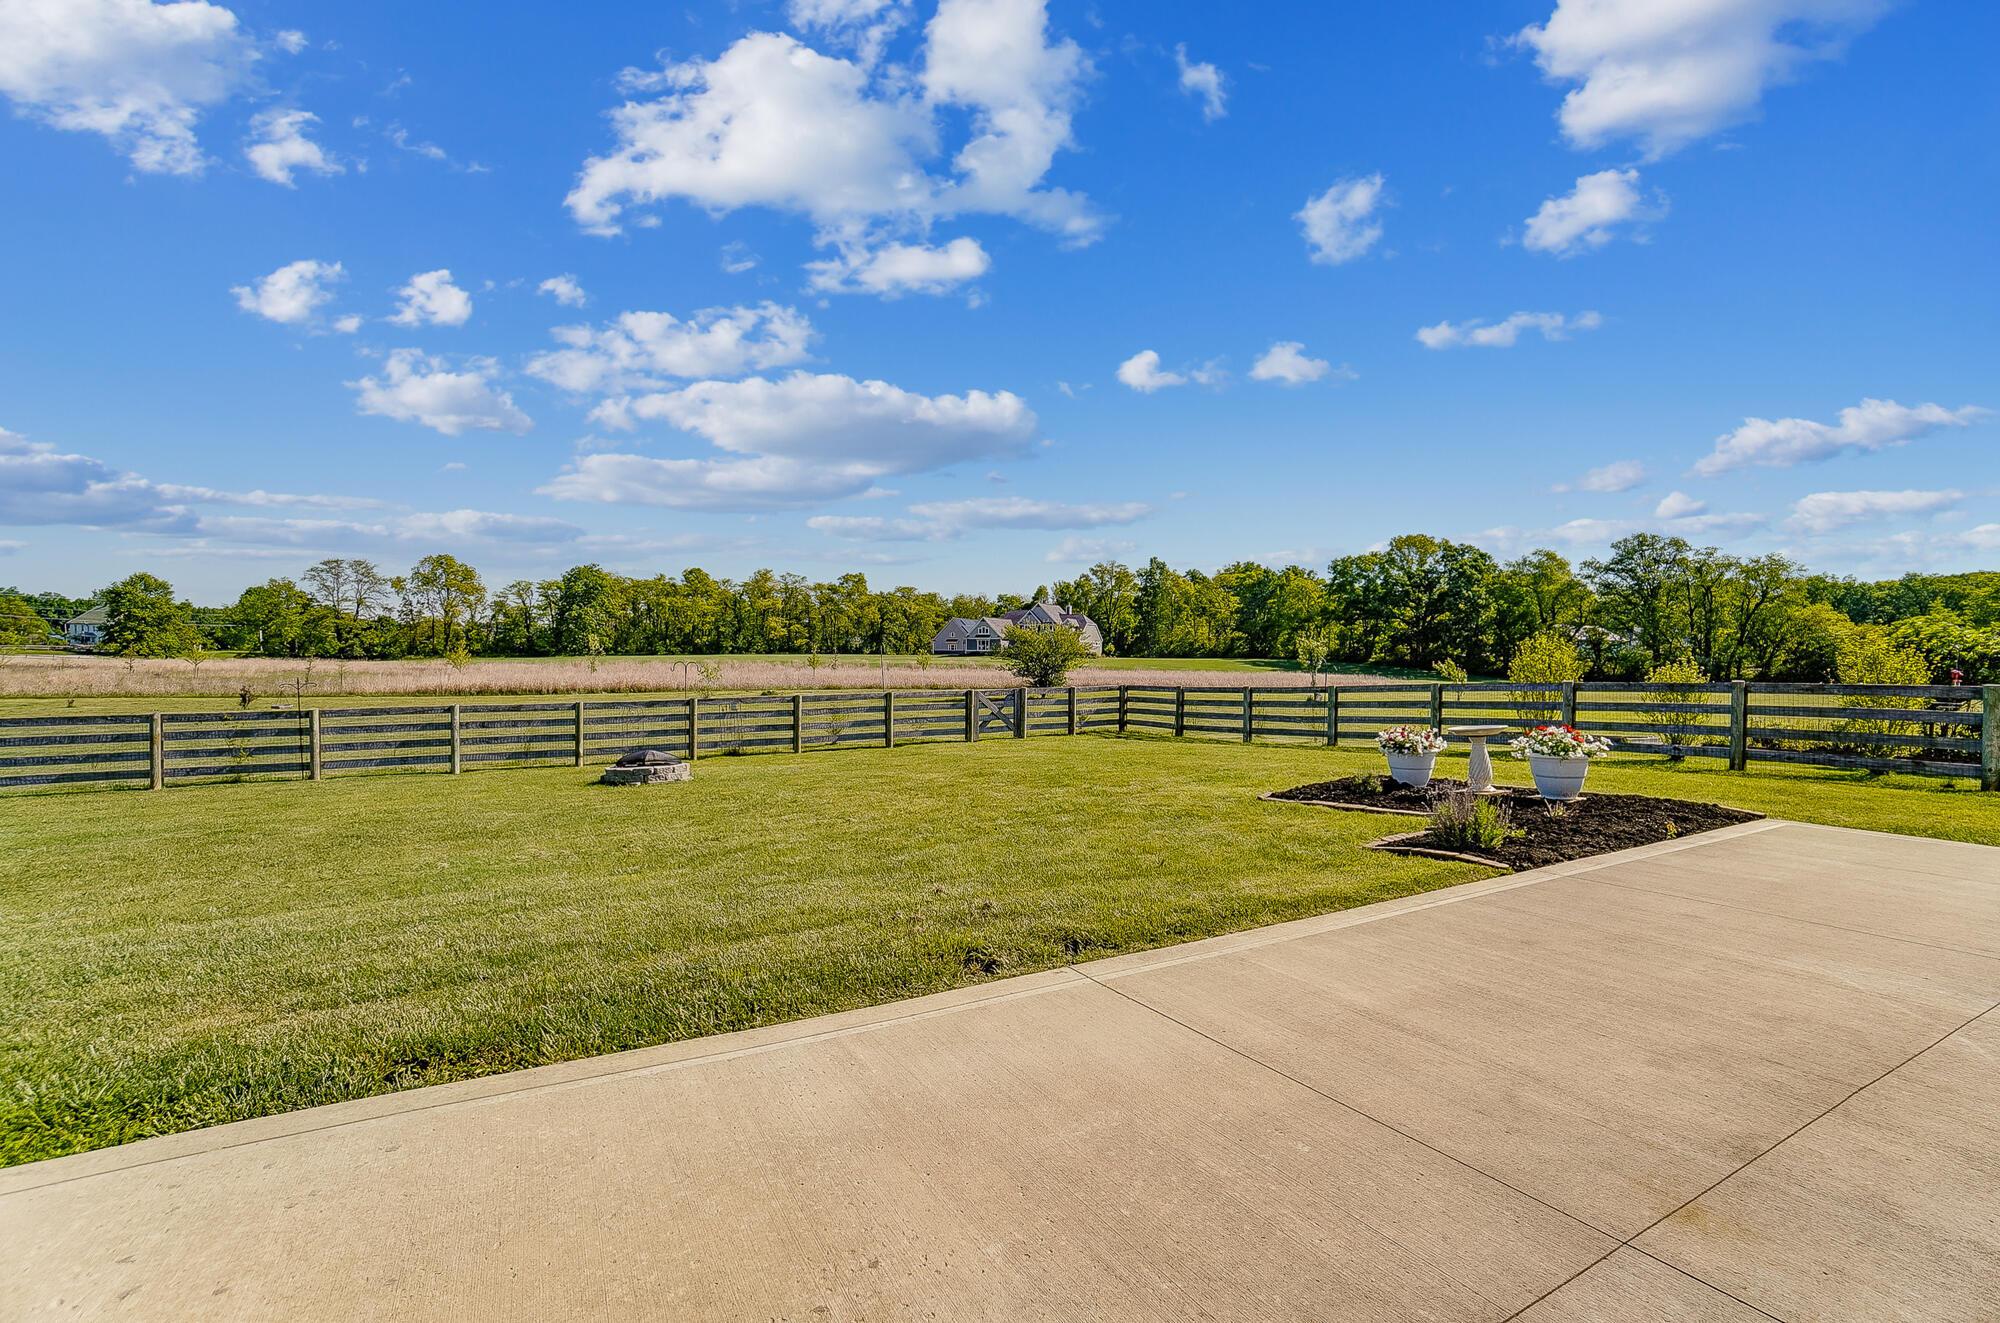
600 749 692 786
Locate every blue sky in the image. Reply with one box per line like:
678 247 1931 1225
2 0 1995 602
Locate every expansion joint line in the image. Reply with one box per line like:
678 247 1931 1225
1068 966 1998 1323
1497 999 2000 1321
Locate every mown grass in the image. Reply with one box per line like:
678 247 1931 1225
3 736 1992 1168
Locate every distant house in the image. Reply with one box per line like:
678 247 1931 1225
932 601 1104 656
64 605 108 649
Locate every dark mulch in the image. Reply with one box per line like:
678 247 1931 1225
1269 775 1761 870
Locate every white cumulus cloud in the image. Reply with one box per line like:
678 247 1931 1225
0 0 255 175
594 371 1032 466
526 303 814 394
388 269 473 327
348 350 531 436
1116 349 1185 393
1250 341 1347 386
1175 44 1226 120
787 0 912 67
1653 490 1707 519
1515 0 1891 158
537 274 587 307
1296 173 1386 265
1417 310 1602 348
1523 168 1663 256
242 108 340 186
567 1 1101 271
1695 398 1989 476
806 236 990 296
231 258 344 325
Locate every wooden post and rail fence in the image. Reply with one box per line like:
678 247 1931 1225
2 680 1994 795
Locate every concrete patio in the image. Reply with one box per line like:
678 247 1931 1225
4 818 1996 1320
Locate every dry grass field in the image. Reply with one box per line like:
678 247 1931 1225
0 653 1397 710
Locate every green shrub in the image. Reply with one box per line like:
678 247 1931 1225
1507 632 1584 725
1432 658 1470 684
1834 628 1932 756
1642 656 1715 752
1000 624 1090 686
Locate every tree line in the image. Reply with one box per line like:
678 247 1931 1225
5 532 1997 683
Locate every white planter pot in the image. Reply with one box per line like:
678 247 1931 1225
1527 753 1590 801
1385 750 1439 789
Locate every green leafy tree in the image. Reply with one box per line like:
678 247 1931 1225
226 578 333 657
547 563 620 656
1326 535 1496 671
1293 625 1334 685
1582 533 1692 671
399 554 486 656
99 573 204 657
0 592 53 646
1000 623 1090 686
1050 561 1140 656
1887 611 2000 684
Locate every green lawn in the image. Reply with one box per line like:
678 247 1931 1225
3 736 1993 1168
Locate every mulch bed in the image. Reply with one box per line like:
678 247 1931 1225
1267 775 1762 871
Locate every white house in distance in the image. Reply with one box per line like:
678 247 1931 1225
64 605 108 648
931 601 1104 656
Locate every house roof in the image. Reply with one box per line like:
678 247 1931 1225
1001 602 1097 631
933 603 1100 638
67 606 109 626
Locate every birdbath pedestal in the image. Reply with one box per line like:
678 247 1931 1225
1446 724 1510 794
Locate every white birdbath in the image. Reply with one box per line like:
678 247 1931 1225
1446 724 1509 794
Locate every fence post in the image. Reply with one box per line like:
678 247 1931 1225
449 704 462 774
149 712 164 790
1067 685 1077 736
1325 687 1339 747
1728 681 1750 772
1242 687 1253 743
574 700 586 767
966 689 977 742
1015 687 1028 738
1560 682 1578 728
687 697 699 761
884 691 895 748
793 694 804 754
1174 687 1186 738
1429 684 1444 731
1118 685 1128 734
308 708 322 782
1981 685 1998 791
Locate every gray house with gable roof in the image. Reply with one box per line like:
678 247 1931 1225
931 601 1103 656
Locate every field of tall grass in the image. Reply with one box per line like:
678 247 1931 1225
0 653 1391 707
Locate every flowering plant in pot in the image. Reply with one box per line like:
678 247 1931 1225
1375 725 1447 788
1509 725 1611 800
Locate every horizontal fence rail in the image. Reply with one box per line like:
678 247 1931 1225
1 681 1992 794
